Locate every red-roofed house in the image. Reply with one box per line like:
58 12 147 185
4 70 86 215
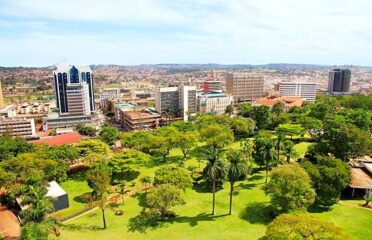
31 132 81 146
254 96 304 111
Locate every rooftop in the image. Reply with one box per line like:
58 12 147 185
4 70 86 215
46 181 67 197
255 96 304 108
203 93 227 98
31 132 81 146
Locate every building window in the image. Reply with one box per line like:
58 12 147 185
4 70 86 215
70 66 79 83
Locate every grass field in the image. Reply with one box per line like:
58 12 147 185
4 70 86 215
57 141 372 240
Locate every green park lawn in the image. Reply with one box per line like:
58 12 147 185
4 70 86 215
57 141 372 240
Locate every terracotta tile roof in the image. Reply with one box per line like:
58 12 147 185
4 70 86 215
255 96 304 108
0 208 20 239
350 168 372 189
31 132 81 146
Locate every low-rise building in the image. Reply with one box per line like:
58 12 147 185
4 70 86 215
121 108 161 131
114 103 136 122
0 118 36 137
254 96 305 111
198 93 233 115
0 105 17 118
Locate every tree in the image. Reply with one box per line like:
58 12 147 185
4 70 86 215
240 139 254 164
225 104 234 115
265 214 349 240
230 117 255 138
121 131 153 153
200 124 234 149
282 140 298 163
312 117 372 161
264 163 315 212
151 126 180 162
226 150 250 215
302 156 351 206
238 103 253 118
170 121 197 132
85 164 111 229
363 190 372 207
140 176 151 193
254 133 276 183
0 136 33 162
153 166 192 191
99 124 120 146
75 139 110 157
116 180 126 204
272 101 285 116
21 184 54 223
297 116 323 136
21 222 49 240
177 131 198 161
276 123 305 138
252 105 272 130
146 184 185 218
44 145 79 165
203 146 227 215
76 124 97 137
275 132 285 164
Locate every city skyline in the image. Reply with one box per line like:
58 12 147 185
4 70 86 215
1 0 372 67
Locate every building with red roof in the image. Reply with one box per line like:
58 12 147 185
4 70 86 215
31 132 81 146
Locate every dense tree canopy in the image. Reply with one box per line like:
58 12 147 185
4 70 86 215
264 164 315 212
302 156 351 206
265 214 349 240
153 166 192 191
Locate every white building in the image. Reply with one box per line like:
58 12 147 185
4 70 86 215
279 82 317 103
198 93 233 115
0 118 36 137
155 85 197 121
0 105 17 118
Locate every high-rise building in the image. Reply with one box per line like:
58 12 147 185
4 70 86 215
225 73 264 102
203 81 223 93
0 80 4 108
155 85 197 121
53 64 94 116
198 93 233 115
279 82 317 103
328 68 351 93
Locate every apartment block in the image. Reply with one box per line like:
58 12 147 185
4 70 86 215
225 73 264 102
279 82 317 103
198 93 233 115
0 118 36 137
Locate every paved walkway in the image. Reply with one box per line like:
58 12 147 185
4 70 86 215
0 208 20 240
339 200 372 211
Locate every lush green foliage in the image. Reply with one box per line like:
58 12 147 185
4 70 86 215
146 184 185 217
99 124 120 146
153 166 192 191
302 156 351 206
264 164 315 212
265 214 349 240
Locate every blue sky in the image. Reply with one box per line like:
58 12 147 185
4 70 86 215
0 0 372 66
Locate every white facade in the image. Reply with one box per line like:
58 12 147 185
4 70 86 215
279 82 317 103
199 93 233 115
0 118 36 137
155 86 197 121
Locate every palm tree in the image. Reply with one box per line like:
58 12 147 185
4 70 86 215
204 146 227 215
276 133 285 165
283 140 298 163
258 138 276 184
227 150 250 215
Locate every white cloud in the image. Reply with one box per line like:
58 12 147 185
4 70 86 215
0 0 372 66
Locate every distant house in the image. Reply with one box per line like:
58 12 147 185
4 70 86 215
46 181 69 211
349 156 372 198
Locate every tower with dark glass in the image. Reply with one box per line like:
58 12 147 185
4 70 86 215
53 64 94 116
328 68 351 93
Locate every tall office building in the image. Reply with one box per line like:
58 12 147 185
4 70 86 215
279 82 317 103
328 68 351 93
225 73 264 102
0 80 4 108
155 85 197 121
53 64 94 116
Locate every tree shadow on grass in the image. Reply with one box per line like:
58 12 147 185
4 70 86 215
73 192 93 203
189 145 207 160
247 174 264 182
172 213 226 227
127 211 165 233
307 204 332 213
240 202 273 225
136 192 147 208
